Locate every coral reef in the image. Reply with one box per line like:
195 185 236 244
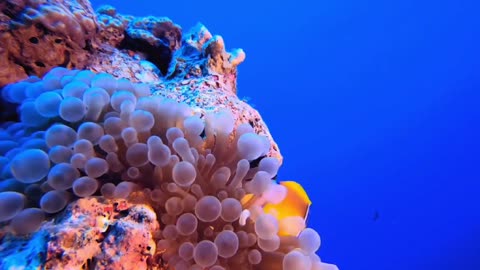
0 0 338 269
1 198 158 269
0 0 96 84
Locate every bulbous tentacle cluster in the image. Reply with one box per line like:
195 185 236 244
0 67 336 269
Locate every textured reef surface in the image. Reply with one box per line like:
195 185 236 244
0 0 338 269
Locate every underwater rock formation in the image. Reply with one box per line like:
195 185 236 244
0 0 338 269
0 0 96 84
1 197 159 269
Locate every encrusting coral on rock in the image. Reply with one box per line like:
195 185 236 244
1 198 159 269
0 0 338 269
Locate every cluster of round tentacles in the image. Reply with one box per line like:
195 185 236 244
0 67 330 270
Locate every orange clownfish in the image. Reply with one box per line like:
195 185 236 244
241 181 312 236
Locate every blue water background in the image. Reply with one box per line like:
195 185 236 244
91 1 480 269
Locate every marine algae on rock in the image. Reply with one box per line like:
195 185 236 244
0 0 338 269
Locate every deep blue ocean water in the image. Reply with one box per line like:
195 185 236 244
91 1 480 269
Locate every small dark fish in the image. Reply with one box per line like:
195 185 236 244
372 210 380 221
